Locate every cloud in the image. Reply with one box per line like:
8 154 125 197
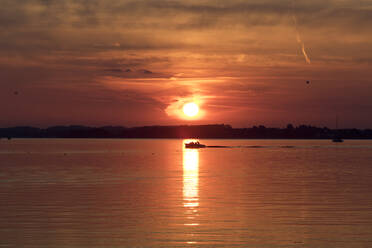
2 0 372 33
104 68 126 73
1 0 371 59
141 69 153 74
0 0 372 127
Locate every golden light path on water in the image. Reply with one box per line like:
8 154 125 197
182 139 200 233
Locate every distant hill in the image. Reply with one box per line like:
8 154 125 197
1 124 372 139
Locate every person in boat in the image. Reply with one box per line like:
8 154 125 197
185 141 206 148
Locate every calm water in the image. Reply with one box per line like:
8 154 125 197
1 139 372 247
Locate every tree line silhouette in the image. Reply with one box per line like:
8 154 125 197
1 124 372 139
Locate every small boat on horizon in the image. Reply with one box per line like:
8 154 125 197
185 141 206 149
332 115 343 143
332 137 343 143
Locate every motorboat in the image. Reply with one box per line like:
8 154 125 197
185 141 206 148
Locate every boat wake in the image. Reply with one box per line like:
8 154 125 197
205 145 296 149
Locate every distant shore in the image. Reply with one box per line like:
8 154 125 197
1 124 372 139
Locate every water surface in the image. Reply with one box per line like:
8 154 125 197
1 139 372 247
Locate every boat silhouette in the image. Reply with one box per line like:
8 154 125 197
185 141 206 149
332 115 343 143
332 137 343 143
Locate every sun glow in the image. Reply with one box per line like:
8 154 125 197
183 139 199 209
165 96 205 120
183 102 199 117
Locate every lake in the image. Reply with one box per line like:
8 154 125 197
1 139 372 247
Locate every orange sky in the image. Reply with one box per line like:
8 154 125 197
1 0 372 128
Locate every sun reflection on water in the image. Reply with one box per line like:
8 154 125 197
182 139 200 227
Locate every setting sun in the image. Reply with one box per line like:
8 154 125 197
183 103 199 117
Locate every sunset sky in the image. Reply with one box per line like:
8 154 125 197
1 0 372 128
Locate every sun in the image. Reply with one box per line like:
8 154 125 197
183 102 199 117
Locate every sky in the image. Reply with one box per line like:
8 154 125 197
1 0 372 128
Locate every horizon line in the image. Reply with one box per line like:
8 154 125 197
1 123 371 130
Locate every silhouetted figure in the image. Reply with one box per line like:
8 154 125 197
185 141 206 148
306 81 310 84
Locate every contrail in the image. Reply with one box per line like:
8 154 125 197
292 1 311 64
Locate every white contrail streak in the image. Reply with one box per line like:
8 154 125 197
292 1 311 64
301 42 311 64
